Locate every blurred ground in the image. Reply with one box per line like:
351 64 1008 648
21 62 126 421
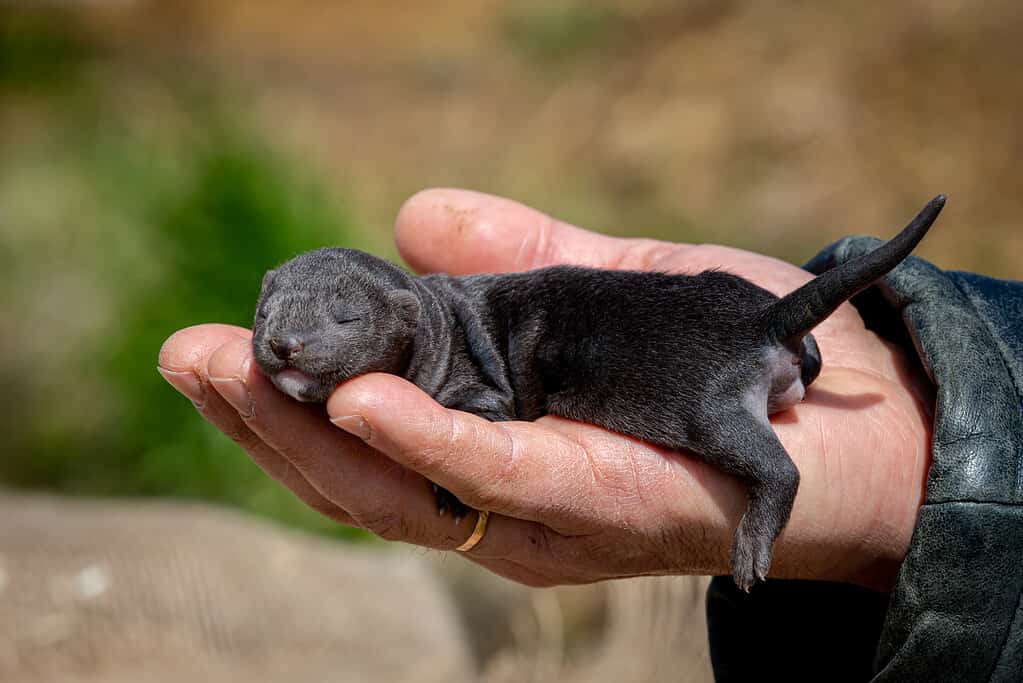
1 1 1021 681
0 493 474 682
0 493 710 683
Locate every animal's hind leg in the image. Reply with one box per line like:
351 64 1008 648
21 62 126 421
689 414 800 591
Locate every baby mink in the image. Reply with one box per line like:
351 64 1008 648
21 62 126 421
252 195 945 590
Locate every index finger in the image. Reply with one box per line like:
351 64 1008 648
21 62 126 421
326 374 602 532
325 373 739 540
395 188 683 275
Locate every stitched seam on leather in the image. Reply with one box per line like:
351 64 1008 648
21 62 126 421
949 276 1023 496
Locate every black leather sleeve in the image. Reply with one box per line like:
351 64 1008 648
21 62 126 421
706 237 1023 682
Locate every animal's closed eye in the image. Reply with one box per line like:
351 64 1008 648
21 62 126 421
334 315 361 325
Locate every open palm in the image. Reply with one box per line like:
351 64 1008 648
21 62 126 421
158 188 931 590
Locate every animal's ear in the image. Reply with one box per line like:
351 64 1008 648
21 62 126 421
258 269 276 298
388 289 420 325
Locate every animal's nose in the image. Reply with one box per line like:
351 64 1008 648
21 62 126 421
269 335 304 361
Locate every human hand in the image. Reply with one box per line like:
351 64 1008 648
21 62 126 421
158 188 932 591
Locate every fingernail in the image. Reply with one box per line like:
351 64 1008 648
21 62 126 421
209 376 255 418
157 367 205 408
331 414 372 441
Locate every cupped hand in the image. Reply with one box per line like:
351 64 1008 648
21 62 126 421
158 188 932 591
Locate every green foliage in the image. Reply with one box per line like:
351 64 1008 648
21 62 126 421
117 133 365 539
0 23 368 540
502 3 620 66
0 10 96 89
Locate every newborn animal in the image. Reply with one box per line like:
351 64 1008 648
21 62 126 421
252 196 945 590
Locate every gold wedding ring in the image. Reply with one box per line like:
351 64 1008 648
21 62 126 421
456 510 490 552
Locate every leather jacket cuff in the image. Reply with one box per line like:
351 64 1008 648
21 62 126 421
806 237 1023 681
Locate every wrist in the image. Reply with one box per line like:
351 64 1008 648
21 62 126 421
772 364 933 591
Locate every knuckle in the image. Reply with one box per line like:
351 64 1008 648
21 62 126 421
487 426 522 488
525 214 556 268
484 423 523 488
617 239 679 271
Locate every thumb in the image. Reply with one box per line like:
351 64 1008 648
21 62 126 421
394 188 672 274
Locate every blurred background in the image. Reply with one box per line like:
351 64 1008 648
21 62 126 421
1 1 1020 681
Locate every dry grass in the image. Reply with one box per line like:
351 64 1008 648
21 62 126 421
70 0 1023 277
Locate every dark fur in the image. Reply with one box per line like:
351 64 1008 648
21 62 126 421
252 196 945 590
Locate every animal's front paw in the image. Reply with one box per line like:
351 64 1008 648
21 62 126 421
730 516 774 592
431 483 469 522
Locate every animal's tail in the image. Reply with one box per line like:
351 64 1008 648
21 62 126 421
766 194 946 345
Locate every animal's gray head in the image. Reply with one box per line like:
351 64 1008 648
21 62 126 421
252 248 420 403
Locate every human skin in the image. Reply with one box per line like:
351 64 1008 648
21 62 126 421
158 188 933 591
